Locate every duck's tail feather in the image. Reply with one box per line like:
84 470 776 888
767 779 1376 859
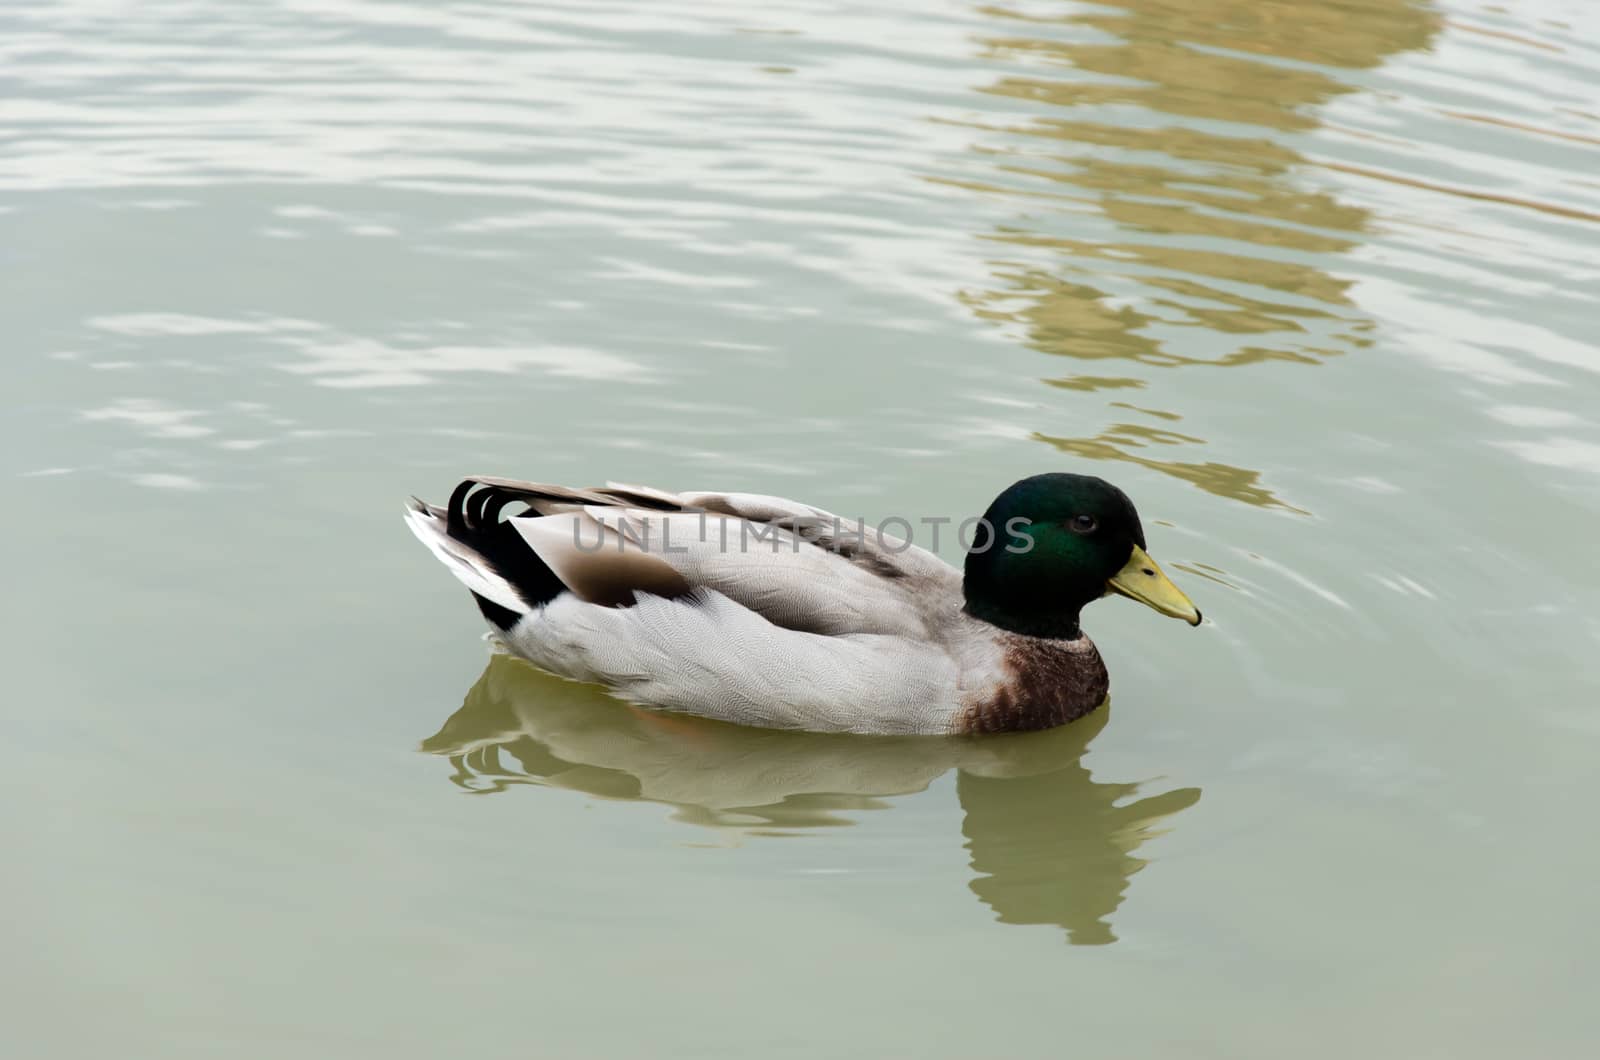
404 487 569 631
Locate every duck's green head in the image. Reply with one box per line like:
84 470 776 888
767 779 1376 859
962 473 1201 639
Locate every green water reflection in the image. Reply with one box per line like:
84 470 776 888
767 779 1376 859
426 655 1200 944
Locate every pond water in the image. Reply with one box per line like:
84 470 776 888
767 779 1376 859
5 0 1600 1055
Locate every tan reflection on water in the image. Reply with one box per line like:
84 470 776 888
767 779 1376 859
958 0 1440 508
1036 424 1310 513
425 654 1200 945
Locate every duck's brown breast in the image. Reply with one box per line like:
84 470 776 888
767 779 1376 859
958 634 1109 734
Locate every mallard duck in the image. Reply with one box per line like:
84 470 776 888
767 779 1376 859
405 472 1201 735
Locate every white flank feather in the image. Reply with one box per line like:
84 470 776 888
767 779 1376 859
501 589 963 734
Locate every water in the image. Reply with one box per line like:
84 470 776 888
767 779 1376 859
5 0 1599 1055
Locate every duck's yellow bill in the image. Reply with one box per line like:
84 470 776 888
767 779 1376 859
1107 545 1202 626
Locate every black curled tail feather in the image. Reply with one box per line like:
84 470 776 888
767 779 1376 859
445 480 570 630
471 593 524 632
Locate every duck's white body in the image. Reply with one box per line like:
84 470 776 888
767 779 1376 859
405 478 1110 735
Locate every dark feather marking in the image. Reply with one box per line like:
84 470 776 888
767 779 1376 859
687 496 745 519
853 552 907 581
480 488 522 527
777 515 907 581
472 592 523 632
443 480 568 611
593 487 682 511
446 479 477 536
466 484 495 529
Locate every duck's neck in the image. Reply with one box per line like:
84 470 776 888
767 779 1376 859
963 597 1083 641
961 529 1098 640
962 553 1089 640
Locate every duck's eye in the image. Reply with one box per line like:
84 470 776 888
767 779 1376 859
1068 514 1098 534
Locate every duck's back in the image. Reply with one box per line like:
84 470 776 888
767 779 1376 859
407 476 974 734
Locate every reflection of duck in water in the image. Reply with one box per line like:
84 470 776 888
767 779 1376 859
425 655 1200 944
960 752 1200 945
